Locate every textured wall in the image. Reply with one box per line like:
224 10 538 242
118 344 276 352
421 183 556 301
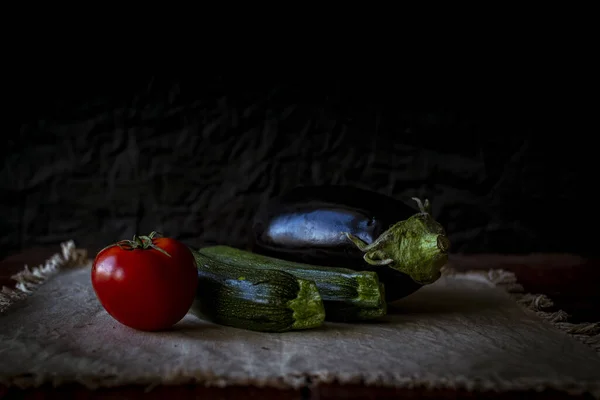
4 76 592 259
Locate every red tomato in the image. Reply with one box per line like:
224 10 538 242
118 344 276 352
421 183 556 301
91 232 198 331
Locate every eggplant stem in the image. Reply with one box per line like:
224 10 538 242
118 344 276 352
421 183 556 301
412 197 431 214
343 232 392 252
364 253 394 266
342 233 369 251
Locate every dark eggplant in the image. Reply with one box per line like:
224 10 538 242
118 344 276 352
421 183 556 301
250 185 450 302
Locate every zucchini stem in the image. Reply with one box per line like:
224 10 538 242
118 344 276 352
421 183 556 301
288 279 326 330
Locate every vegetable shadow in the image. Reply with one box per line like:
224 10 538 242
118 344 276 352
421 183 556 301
169 319 224 332
386 286 503 316
305 318 392 333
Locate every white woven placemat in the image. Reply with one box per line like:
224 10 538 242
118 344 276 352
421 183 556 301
1 242 599 397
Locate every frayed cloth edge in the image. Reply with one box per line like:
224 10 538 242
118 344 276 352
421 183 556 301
0 241 88 314
442 266 599 354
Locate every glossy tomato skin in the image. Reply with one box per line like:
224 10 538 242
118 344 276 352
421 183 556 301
91 237 198 331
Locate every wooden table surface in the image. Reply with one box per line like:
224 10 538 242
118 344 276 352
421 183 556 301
1 246 599 400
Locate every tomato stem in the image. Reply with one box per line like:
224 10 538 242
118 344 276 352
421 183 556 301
98 231 172 257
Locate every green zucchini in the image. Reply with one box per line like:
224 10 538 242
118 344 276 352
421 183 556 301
190 248 325 332
199 245 387 322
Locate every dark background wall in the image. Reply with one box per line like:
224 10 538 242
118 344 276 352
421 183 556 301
4 74 593 260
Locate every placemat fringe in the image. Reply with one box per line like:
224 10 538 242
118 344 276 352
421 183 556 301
0 241 88 314
443 267 600 354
